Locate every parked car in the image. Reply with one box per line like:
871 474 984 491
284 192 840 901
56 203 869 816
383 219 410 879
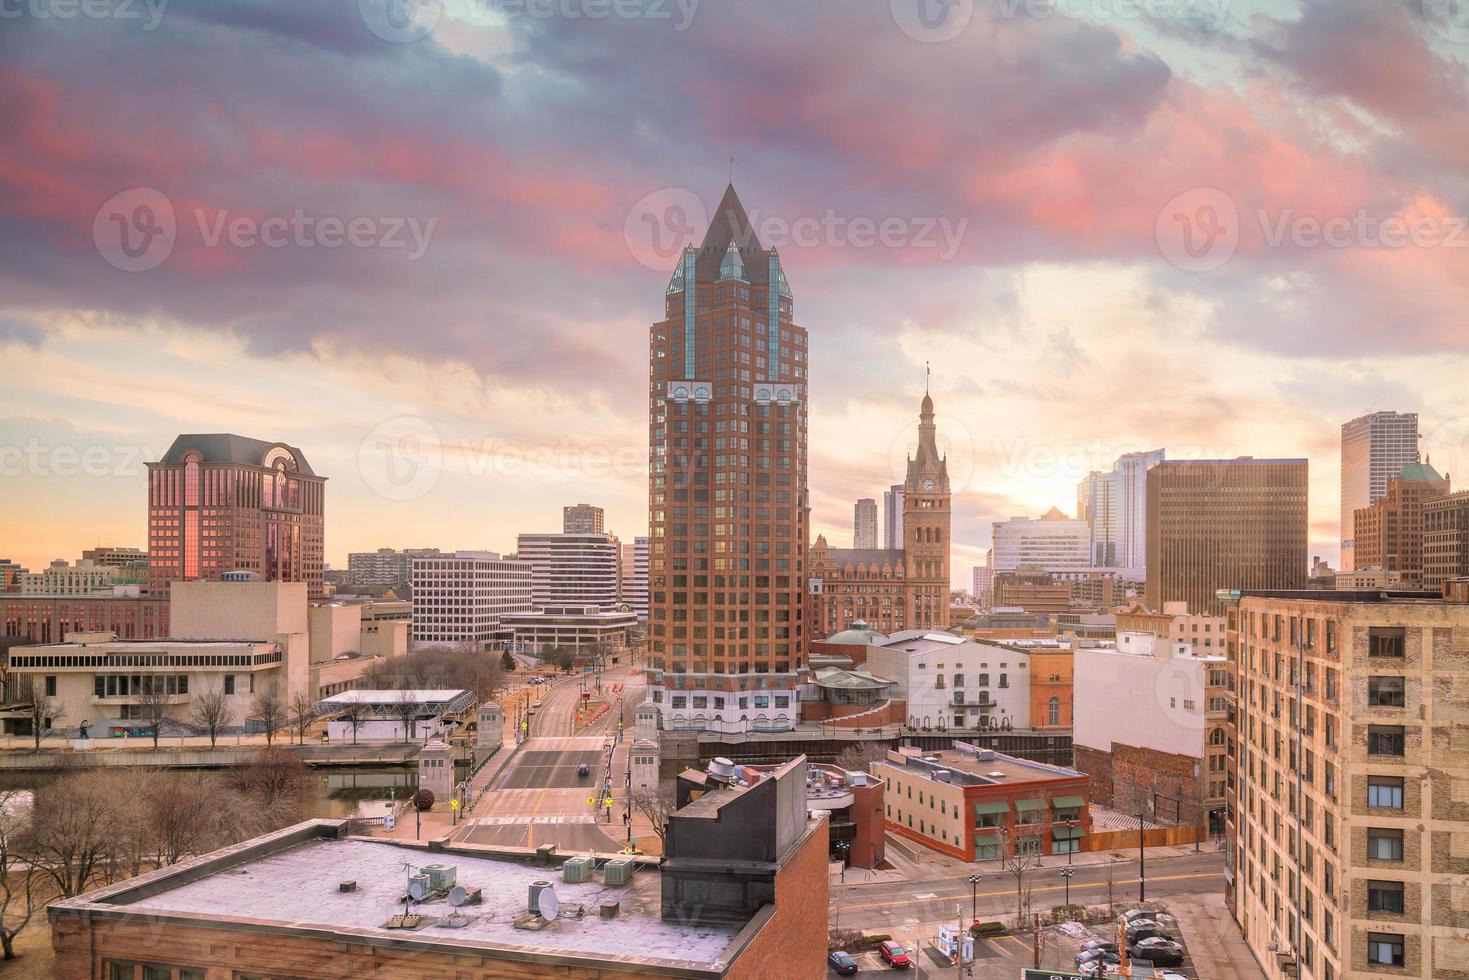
878 940 911 969
1082 940 1119 955
1128 938 1186 967
1121 908 1160 923
1126 926 1171 944
827 950 858 975
1075 948 1120 971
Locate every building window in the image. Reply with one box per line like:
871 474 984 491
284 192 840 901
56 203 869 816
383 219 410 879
223 675 236 695
1367 726 1405 757
45 675 56 697
1367 776 1404 810
1367 880 1405 915
1366 933 1404 967
975 841 1000 860
1047 697 1060 726
1367 828 1404 862
1368 628 1405 658
1367 676 1405 707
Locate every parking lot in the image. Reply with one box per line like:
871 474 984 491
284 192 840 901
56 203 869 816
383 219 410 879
830 906 1205 977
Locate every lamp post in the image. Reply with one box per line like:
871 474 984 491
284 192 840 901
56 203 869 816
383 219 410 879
1060 866 1074 907
968 874 981 925
1066 818 1075 865
1138 810 1147 902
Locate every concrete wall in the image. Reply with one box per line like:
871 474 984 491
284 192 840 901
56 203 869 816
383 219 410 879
1074 634 1210 759
170 581 308 639
308 603 361 664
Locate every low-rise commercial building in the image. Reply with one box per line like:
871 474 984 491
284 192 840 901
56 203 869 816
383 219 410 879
863 630 1031 731
875 743 1090 861
51 784 829 980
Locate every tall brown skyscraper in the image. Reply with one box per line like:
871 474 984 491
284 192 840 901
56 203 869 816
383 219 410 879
647 185 808 734
146 434 326 599
1145 458 1307 615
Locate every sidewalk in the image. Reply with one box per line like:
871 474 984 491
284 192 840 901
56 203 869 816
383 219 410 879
1169 891 1266 980
840 835 1221 886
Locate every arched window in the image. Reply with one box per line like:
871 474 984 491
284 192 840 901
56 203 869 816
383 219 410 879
1209 727 1226 746
1048 697 1060 726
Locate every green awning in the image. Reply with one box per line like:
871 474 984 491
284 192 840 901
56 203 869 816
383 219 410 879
1052 826 1084 840
972 829 1002 842
1051 795 1085 809
974 801 1011 816
1015 798 1046 812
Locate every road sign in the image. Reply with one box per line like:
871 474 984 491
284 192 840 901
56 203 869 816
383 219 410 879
449 799 460 810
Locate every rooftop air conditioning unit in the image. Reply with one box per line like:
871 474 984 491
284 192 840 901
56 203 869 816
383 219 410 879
603 858 636 886
422 864 457 892
987 771 1006 779
562 856 596 884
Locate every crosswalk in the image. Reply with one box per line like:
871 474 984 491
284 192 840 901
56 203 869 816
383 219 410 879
468 814 595 826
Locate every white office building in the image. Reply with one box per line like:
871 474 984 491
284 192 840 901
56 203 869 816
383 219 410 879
991 509 1091 573
513 532 619 610
883 484 904 549
1076 449 1162 575
862 631 1031 731
621 536 650 622
408 551 533 651
854 498 878 549
1339 411 1419 571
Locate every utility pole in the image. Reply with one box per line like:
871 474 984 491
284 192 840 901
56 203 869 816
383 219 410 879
1138 810 1147 902
1032 911 1040 967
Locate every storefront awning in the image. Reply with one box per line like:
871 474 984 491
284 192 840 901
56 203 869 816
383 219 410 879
974 800 1011 816
972 829 1002 843
1052 826 1085 840
1014 797 1046 812
1051 795 1085 810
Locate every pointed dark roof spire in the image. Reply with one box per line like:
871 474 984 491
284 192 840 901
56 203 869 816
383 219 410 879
695 184 773 284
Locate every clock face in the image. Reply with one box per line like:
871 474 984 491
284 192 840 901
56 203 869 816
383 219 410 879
921 479 936 492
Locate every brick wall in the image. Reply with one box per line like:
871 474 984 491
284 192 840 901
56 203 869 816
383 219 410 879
1109 742 1204 828
1073 744 1114 807
728 817 829 980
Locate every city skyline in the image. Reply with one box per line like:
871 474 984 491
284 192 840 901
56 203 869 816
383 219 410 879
6 2 1469 587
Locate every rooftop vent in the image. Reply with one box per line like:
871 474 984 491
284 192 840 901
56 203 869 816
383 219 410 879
603 858 636 886
422 863 456 892
987 771 1007 779
708 757 736 781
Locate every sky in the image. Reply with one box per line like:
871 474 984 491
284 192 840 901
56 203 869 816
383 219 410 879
3 0 1469 586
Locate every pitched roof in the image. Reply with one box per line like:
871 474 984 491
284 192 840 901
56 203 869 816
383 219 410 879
694 184 775 285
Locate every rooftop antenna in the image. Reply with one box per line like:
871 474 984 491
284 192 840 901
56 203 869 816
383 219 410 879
729 153 735 185
926 360 931 394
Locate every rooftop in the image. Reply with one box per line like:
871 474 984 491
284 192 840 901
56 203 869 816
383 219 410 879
877 743 1083 788
159 433 318 476
62 826 745 974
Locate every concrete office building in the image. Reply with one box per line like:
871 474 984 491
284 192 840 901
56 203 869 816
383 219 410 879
147 434 327 599
1146 458 1309 616
1340 412 1420 572
346 547 441 594
883 484 904 549
514 532 620 610
562 502 605 534
853 497 878 549
1073 628 1230 835
1352 463 1448 587
991 509 1091 574
1222 588 1469 980
19 559 119 596
408 551 533 651
1421 489 1469 591
646 184 808 734
620 536 650 622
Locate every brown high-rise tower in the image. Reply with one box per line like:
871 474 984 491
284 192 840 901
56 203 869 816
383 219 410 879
646 185 809 734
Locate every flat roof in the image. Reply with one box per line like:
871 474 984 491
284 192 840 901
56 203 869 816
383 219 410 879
878 745 1083 788
319 689 472 706
82 831 743 973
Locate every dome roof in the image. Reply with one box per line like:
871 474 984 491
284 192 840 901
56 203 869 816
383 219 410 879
824 620 889 645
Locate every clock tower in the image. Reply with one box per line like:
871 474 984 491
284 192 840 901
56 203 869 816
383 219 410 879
903 390 951 629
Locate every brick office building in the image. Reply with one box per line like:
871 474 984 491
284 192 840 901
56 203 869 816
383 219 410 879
1352 463 1449 587
874 743 1090 861
646 184 809 735
808 392 953 638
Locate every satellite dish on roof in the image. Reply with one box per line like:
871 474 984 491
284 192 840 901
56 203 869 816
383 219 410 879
539 887 560 921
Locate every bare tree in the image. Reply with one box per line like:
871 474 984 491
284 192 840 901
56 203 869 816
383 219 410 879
190 685 233 749
834 742 889 773
137 680 172 749
27 772 118 898
224 749 315 832
0 791 37 961
393 689 420 742
145 775 218 867
21 681 64 753
999 823 1046 929
289 689 317 745
632 785 677 847
337 697 369 745
251 687 286 747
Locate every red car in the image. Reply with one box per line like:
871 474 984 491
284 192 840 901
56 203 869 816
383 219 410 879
878 940 911 969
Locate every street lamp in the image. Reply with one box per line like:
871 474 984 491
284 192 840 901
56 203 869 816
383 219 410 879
1059 866 1074 907
968 874 982 925
1066 818 1075 866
